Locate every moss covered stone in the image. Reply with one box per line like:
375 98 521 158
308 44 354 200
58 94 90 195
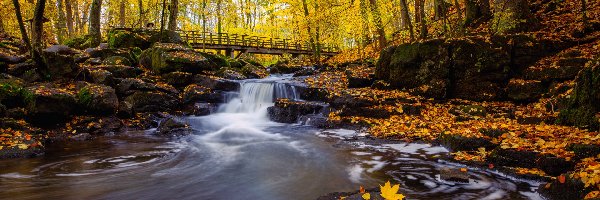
557 59 600 130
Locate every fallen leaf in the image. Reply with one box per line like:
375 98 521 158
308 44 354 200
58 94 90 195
362 192 371 200
380 181 405 200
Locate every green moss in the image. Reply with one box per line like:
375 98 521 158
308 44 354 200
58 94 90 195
64 36 91 49
77 87 93 107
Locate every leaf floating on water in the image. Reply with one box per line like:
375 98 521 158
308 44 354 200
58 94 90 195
380 181 404 200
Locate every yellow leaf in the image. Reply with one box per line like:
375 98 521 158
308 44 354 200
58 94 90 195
17 144 28 150
380 181 405 200
362 193 371 200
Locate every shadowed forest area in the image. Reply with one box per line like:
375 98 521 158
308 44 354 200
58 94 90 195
1 0 600 199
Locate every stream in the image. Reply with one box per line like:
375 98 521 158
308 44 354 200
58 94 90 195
0 76 544 200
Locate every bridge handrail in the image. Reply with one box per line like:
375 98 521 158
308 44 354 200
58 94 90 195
177 30 340 53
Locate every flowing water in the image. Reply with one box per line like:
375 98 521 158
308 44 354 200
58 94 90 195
0 76 544 200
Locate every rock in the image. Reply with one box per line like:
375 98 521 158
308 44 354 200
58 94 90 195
144 43 216 74
157 116 191 136
538 174 591 200
26 85 78 126
346 71 374 88
162 72 194 88
488 148 540 168
193 75 239 92
102 56 132 66
85 47 131 60
89 64 140 78
117 101 133 118
190 103 218 116
536 155 575 176
241 63 269 79
438 134 497 152
567 144 600 160
292 68 317 77
124 91 176 113
7 60 36 77
77 84 119 114
557 59 600 130
107 29 183 49
115 78 158 96
267 99 326 123
449 105 487 121
66 116 123 135
181 84 215 104
439 167 470 183
298 87 329 102
0 51 26 64
218 69 247 80
86 69 115 86
41 45 80 79
506 79 546 102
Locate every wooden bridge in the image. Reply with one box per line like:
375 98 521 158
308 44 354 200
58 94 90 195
177 31 340 58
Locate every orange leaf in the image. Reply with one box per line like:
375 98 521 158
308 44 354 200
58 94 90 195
460 168 468 172
488 164 494 169
360 186 365 194
558 175 566 184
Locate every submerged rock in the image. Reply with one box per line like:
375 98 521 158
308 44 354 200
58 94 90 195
267 99 326 123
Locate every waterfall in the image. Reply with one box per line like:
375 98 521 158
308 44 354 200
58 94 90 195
219 80 299 115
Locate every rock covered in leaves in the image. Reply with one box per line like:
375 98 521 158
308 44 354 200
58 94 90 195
181 84 215 104
142 43 216 74
157 116 191 136
124 91 177 113
506 79 546 102
25 84 78 126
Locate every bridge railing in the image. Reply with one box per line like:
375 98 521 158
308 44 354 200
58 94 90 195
178 31 339 53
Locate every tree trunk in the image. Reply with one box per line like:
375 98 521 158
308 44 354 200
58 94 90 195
415 0 422 24
81 0 90 34
301 0 317 61
581 0 587 27
168 0 178 30
416 0 427 39
0 13 4 34
369 0 386 48
493 0 532 32
217 0 223 35
88 0 102 47
464 0 490 26
138 0 145 27
32 0 47 67
12 0 32 51
74 0 81 34
359 0 370 48
399 0 414 41
56 0 67 44
119 0 126 27
65 0 74 36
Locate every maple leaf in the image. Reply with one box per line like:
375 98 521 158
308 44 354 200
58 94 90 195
380 181 405 200
362 193 371 200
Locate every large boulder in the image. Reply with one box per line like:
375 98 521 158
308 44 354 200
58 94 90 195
107 29 183 49
102 56 132 66
193 75 239 91
77 84 119 114
267 99 326 123
181 84 217 104
41 45 81 79
141 43 217 74
26 85 78 126
557 59 600 130
156 116 191 136
124 91 177 113
506 79 546 102
162 72 194 88
376 35 566 101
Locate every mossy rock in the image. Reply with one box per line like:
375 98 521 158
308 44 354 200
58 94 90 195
64 35 93 49
107 29 150 49
557 59 600 130
0 82 33 108
77 84 119 115
25 85 78 126
148 43 215 74
102 56 132 66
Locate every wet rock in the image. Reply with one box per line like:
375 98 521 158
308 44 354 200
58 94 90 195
66 116 123 135
299 114 336 129
536 155 575 176
77 84 119 115
298 87 329 102
193 74 239 91
124 91 176 113
267 99 326 123
438 134 497 152
538 174 591 200
241 63 268 79
439 167 470 183
157 116 191 136
41 45 80 79
26 85 78 126
292 68 316 77
162 72 194 88
117 101 133 118
102 56 132 66
0 144 44 159
488 148 540 168
189 103 218 116
181 84 214 104
567 144 600 160
330 94 376 108
506 79 546 102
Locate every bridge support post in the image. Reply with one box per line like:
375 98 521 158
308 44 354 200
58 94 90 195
225 48 235 59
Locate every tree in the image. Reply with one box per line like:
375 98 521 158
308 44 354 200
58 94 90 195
119 0 126 27
32 0 47 66
89 0 103 47
168 0 178 30
12 0 32 51
56 0 67 43
399 0 414 41
138 0 146 27
369 0 386 48
415 0 427 39
65 0 74 36
492 0 531 33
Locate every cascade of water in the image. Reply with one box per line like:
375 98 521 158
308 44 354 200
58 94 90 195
219 80 299 115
